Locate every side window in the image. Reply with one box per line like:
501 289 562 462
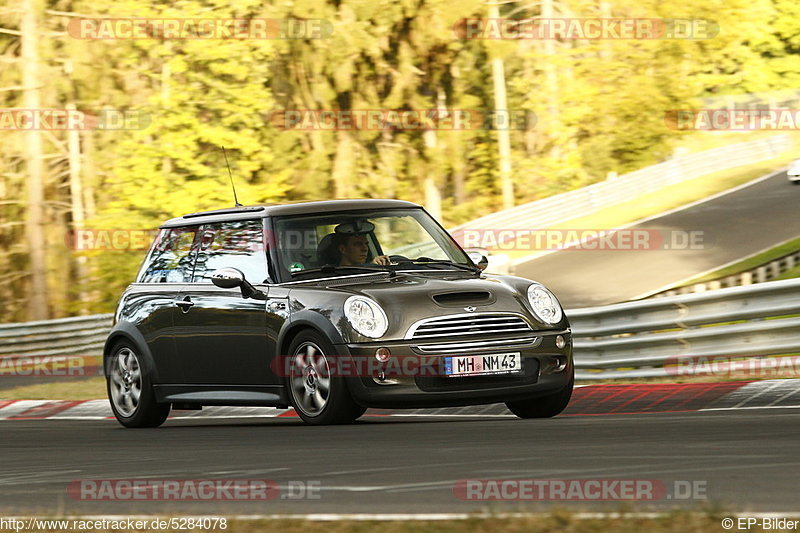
138 227 198 283
191 220 267 283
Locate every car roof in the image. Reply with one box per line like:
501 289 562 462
160 199 422 228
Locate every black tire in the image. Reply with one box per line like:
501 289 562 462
505 369 574 418
286 330 366 425
106 341 170 428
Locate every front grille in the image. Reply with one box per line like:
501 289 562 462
406 313 533 340
413 336 539 354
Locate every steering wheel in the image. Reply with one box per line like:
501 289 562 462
388 255 411 263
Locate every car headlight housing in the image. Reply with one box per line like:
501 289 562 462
526 284 563 324
344 296 389 338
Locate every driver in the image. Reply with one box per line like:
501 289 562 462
337 233 391 266
332 220 390 266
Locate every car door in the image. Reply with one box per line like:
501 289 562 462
134 226 200 384
172 219 278 386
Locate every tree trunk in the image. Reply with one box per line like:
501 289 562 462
542 0 561 160
331 131 353 198
423 129 442 220
21 0 48 320
67 103 88 311
488 3 515 210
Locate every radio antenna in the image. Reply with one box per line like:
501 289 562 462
222 146 242 207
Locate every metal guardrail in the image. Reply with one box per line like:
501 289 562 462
449 135 792 244
568 277 800 379
1 278 799 381
0 314 112 359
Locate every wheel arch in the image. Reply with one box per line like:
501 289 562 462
103 321 160 383
278 311 348 357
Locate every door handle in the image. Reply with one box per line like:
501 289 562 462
175 296 194 312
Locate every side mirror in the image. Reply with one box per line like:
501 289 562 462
211 267 244 289
464 249 489 271
211 268 266 300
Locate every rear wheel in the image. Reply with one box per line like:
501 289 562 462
106 341 170 428
286 330 366 425
505 369 574 418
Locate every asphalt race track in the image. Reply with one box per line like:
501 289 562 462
1 383 800 516
515 169 800 307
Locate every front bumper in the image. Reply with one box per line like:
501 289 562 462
336 330 573 409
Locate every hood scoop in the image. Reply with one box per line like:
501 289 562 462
432 291 494 306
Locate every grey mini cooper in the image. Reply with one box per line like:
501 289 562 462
105 199 573 427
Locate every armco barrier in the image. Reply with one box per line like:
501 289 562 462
2 278 799 380
0 314 112 360
568 277 800 379
450 135 792 250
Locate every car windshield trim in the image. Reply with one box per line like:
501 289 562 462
279 271 393 285
396 259 481 274
290 265 393 278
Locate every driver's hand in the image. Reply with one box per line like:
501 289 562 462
371 255 391 265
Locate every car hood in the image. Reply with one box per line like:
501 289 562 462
326 272 564 340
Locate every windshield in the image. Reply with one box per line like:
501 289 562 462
272 208 471 281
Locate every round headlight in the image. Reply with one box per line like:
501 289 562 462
344 296 389 338
526 284 563 324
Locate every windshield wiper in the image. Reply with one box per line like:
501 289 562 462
406 259 481 274
290 265 391 278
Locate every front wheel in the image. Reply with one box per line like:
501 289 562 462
106 342 170 428
505 369 574 418
286 330 366 425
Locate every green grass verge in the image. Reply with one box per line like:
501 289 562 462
777 264 800 281
0 376 106 400
678 236 800 286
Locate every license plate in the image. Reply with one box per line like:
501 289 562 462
444 352 522 377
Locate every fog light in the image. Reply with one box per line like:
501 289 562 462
375 347 391 362
555 335 566 349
